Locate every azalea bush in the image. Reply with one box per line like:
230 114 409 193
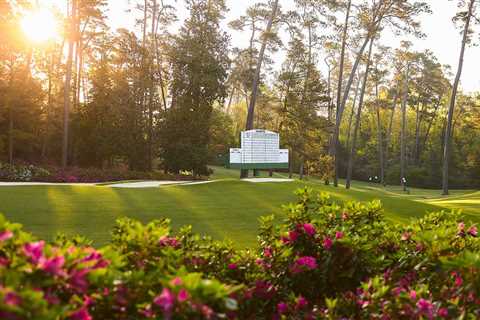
0 188 479 319
0 163 51 182
0 162 197 183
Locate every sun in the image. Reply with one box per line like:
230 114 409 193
21 9 60 43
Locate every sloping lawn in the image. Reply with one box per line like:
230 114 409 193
0 168 478 247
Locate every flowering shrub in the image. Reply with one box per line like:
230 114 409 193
0 188 479 319
0 163 197 183
0 163 50 182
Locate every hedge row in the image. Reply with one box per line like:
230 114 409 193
0 163 195 183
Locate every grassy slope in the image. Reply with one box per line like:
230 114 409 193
0 166 478 247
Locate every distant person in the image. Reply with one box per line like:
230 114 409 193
401 177 409 193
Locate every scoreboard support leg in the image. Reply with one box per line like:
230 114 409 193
240 169 249 179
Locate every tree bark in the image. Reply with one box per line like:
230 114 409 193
400 64 410 191
376 96 385 185
332 34 371 186
442 0 475 195
346 38 374 189
384 90 398 177
147 0 157 171
332 0 352 186
345 78 361 152
62 0 77 168
42 52 54 160
421 99 441 154
6 57 14 165
241 0 279 179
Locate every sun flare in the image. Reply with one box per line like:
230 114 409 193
21 9 60 43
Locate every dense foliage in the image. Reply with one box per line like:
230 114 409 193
1 0 479 188
0 162 194 183
0 188 479 319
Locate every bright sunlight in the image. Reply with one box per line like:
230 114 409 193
21 9 59 43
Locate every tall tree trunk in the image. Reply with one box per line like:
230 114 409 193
332 0 352 187
288 150 294 179
442 0 474 195
421 99 441 154
299 156 304 180
414 102 424 164
226 88 235 114
147 0 157 171
241 0 279 179
400 64 410 191
75 40 83 110
384 91 398 177
7 57 14 165
345 78 361 152
42 52 54 160
346 38 374 189
332 34 371 186
153 5 168 112
324 57 333 185
62 0 77 168
376 97 385 185
333 2 387 186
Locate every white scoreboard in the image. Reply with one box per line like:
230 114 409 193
229 130 289 169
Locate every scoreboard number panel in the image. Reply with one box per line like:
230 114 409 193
229 130 289 169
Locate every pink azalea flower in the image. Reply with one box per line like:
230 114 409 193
288 230 299 242
93 259 109 269
401 232 411 241
0 230 13 242
201 304 214 319
140 305 155 318
69 269 90 293
228 263 237 270
44 290 60 305
170 277 183 286
253 280 276 299
23 241 45 264
438 307 448 317
295 256 317 270
277 302 288 314
70 307 92 320
296 296 308 309
80 251 102 263
154 288 175 313
454 275 463 287
302 223 316 236
159 236 180 248
468 226 478 237
458 222 465 232
263 247 272 258
323 237 333 250
416 298 433 316
335 231 344 239
341 212 349 220
409 290 417 300
83 295 94 307
0 257 9 267
40 255 65 276
177 289 189 302
4 292 21 306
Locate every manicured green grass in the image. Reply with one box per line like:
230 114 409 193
0 166 478 247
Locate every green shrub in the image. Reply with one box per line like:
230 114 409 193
0 188 479 319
